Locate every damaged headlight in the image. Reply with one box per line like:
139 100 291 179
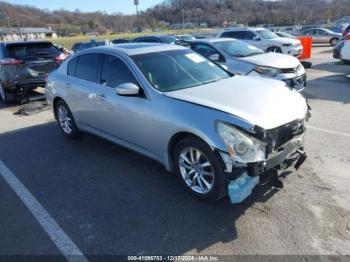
254 66 282 77
217 122 266 164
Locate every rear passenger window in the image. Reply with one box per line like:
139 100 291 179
67 57 78 76
100 55 137 88
75 54 100 82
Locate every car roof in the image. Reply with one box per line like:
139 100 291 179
222 27 265 32
0 40 53 46
81 43 186 56
134 35 175 39
189 38 237 44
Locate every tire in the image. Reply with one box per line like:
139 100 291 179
330 38 338 47
0 83 16 104
55 100 81 139
173 136 227 202
267 46 282 53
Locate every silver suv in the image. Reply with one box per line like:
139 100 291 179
219 28 303 57
46 44 309 203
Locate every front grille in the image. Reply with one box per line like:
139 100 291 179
267 120 305 150
281 65 302 74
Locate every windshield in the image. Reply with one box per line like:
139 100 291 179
132 49 230 92
214 40 264 57
179 35 196 41
159 35 177 44
323 28 335 34
277 32 294 38
257 29 279 39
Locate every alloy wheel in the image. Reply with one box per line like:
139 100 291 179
179 147 215 194
57 105 72 134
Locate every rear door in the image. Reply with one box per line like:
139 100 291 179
5 42 62 80
317 29 331 43
65 53 102 127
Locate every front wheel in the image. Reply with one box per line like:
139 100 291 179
330 38 338 47
55 100 81 139
173 137 227 202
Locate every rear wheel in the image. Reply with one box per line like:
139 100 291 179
267 46 282 53
173 137 227 202
0 83 15 104
330 38 338 47
55 100 81 138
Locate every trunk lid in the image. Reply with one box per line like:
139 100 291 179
5 42 62 77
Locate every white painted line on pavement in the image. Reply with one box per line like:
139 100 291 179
307 125 350 138
0 160 89 262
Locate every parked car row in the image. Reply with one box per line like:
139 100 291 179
218 28 304 57
45 42 310 203
179 38 306 89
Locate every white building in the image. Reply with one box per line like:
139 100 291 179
0 27 57 41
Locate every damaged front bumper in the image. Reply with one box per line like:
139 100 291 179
220 134 306 204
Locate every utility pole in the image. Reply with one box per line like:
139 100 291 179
294 0 298 24
182 9 185 32
134 0 141 32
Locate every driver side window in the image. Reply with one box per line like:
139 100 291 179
100 55 138 88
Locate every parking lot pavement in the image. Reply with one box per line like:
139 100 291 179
0 46 350 257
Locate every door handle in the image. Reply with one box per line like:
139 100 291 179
88 93 97 99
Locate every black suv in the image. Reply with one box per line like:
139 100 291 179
0 41 66 103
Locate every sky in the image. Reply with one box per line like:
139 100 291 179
5 0 164 14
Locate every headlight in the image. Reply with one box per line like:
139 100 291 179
254 66 282 77
217 122 266 164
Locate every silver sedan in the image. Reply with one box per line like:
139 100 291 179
301 28 342 46
46 43 309 203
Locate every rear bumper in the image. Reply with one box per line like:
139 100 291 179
2 76 46 93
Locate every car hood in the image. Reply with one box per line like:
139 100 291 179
165 76 308 130
239 52 301 69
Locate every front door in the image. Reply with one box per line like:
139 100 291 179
93 54 153 154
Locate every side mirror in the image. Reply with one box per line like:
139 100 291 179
208 53 221 62
115 83 140 96
253 36 261 41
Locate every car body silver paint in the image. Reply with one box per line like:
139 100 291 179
46 44 308 171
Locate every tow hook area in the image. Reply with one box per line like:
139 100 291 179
294 150 307 170
227 150 307 204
